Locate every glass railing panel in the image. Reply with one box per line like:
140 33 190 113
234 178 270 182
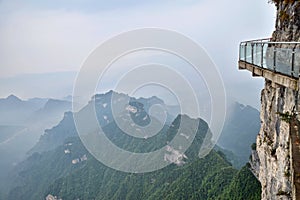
245 44 252 63
240 44 246 61
275 48 293 76
253 44 262 67
294 49 300 78
264 45 273 69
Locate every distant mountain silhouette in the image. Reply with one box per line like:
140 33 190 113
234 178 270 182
0 95 74 197
0 95 38 125
217 102 260 167
27 97 49 108
28 99 72 126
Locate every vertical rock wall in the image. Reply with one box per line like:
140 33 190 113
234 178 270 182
251 80 296 199
272 0 300 43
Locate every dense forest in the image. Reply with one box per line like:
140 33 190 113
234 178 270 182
7 113 261 200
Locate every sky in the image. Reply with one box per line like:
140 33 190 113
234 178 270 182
0 0 276 108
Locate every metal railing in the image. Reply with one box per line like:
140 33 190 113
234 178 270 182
239 38 300 78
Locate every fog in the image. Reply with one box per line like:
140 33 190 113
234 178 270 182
0 0 276 109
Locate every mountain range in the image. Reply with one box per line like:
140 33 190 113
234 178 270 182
0 95 73 196
1 91 262 199
7 114 261 200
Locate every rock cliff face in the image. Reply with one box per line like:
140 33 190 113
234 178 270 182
250 1 300 199
251 80 296 199
272 0 300 43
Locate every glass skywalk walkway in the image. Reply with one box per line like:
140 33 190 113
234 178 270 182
239 38 300 79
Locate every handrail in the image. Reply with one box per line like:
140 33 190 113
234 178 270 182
254 42 300 44
241 38 271 43
239 39 300 78
241 39 300 45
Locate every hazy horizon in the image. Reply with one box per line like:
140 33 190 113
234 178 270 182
0 0 276 109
